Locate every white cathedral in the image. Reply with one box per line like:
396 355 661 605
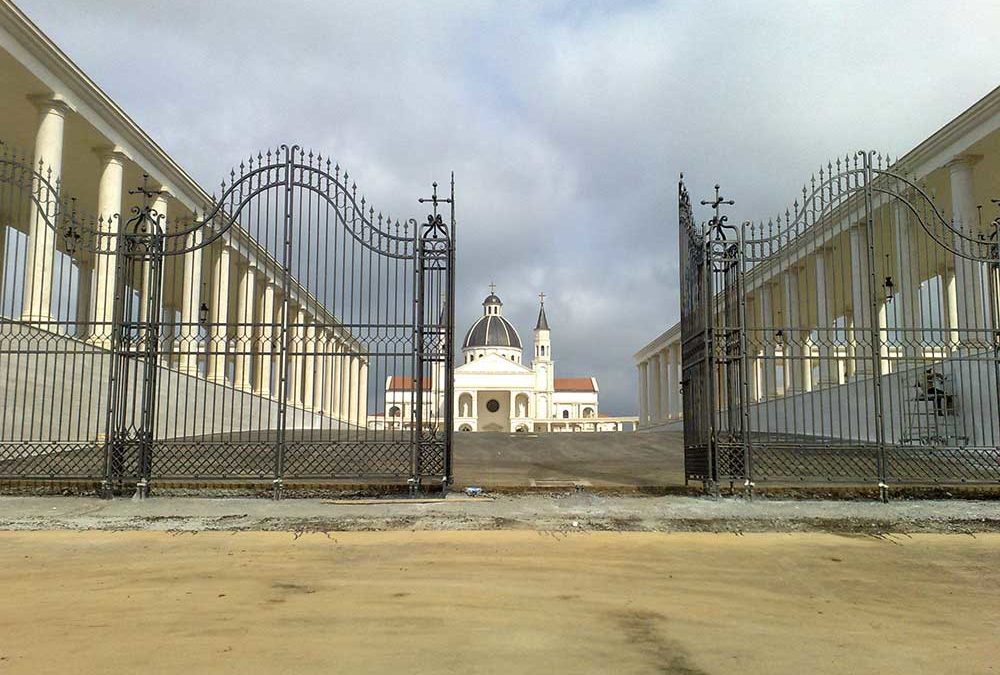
380 289 621 432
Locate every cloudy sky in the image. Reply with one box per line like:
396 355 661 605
19 0 1000 414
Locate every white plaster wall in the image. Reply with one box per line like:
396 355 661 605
743 353 998 445
0 324 351 445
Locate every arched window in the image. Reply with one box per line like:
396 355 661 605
389 406 401 417
562 410 569 419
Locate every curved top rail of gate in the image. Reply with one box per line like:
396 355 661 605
161 145 417 260
742 150 998 264
0 142 421 262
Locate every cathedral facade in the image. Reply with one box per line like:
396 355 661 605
383 290 618 432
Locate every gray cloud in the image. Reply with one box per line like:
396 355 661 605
19 0 1000 413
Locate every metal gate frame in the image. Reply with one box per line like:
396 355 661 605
681 151 1000 495
0 142 455 496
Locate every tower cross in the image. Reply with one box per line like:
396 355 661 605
538 291 545 306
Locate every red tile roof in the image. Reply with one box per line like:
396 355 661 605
554 377 597 392
387 376 432 391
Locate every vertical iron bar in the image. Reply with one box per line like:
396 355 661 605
413 215 424 489
737 222 754 495
862 152 888 499
444 174 456 486
273 146 295 498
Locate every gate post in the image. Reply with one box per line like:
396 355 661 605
860 152 889 500
415 180 456 491
736 221 754 499
100 224 130 499
988 207 1000 457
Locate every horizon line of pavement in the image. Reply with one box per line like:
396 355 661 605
0 494 998 534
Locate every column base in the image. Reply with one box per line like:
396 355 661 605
20 312 55 325
86 335 112 350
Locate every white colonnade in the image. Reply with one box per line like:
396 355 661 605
4 91 365 425
634 145 993 428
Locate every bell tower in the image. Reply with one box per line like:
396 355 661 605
533 292 550 363
533 293 554 418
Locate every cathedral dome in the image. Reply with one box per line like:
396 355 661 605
462 290 522 350
463 314 522 349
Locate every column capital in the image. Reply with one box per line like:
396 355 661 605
27 93 75 116
150 185 175 203
93 144 130 166
947 153 983 171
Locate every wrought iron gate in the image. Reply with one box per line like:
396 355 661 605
0 143 454 495
681 151 1000 493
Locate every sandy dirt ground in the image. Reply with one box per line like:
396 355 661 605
0 531 997 674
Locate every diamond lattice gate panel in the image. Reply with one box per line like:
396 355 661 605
0 143 455 495
679 151 1000 493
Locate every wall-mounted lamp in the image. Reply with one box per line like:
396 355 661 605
883 254 894 303
198 301 209 325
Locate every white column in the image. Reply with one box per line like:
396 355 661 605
892 205 918 360
138 191 170 326
666 343 680 419
22 95 73 324
814 248 838 386
258 281 277 397
760 282 778 400
207 242 233 383
745 295 760 401
89 147 128 347
302 320 317 410
656 349 668 420
75 259 93 339
288 307 306 407
637 361 649 427
315 332 329 413
234 261 257 391
942 268 959 351
650 353 662 423
349 355 364 426
849 225 874 378
326 332 341 417
178 229 204 375
356 359 368 427
782 265 804 394
948 156 989 343
339 347 354 424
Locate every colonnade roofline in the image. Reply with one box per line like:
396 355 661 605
632 321 680 364
0 0 203 213
893 84 1000 178
0 2 366 336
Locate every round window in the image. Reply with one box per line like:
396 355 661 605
486 399 500 413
